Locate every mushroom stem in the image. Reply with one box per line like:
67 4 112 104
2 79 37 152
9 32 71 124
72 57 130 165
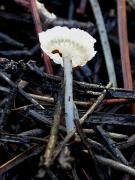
63 58 74 133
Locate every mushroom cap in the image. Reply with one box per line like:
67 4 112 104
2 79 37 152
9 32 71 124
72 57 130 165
39 26 96 68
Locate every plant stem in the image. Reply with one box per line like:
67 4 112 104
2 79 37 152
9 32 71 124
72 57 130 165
63 58 74 133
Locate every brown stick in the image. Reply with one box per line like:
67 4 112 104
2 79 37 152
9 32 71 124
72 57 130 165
117 0 132 89
44 88 64 168
80 82 112 123
29 0 53 74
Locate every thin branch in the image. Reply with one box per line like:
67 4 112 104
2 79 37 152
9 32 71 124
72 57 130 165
29 0 53 74
44 87 64 168
0 72 44 109
96 155 135 177
0 145 44 175
80 82 112 123
96 126 128 165
74 119 106 180
88 0 117 86
117 0 133 89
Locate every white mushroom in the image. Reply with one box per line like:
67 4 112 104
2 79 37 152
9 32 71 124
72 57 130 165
39 26 96 133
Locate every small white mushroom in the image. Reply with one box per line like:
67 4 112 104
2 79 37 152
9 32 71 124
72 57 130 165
39 26 96 133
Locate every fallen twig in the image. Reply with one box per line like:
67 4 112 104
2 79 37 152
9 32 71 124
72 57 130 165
0 145 44 175
117 0 133 89
29 0 53 74
96 155 135 177
80 82 112 123
74 119 106 180
96 126 128 165
88 0 117 86
43 87 64 168
0 72 44 109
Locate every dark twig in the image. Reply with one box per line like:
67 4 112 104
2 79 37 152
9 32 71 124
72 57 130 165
95 155 135 177
27 67 135 100
74 119 106 180
122 151 135 180
96 126 128 165
0 72 44 109
0 132 47 144
84 112 135 127
27 109 65 132
86 138 115 159
84 128 128 140
0 145 44 175
0 50 31 58
27 109 52 127
0 87 17 129
25 62 135 99
0 45 40 58
0 32 24 48
47 18 95 33
19 128 45 137
0 11 31 23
